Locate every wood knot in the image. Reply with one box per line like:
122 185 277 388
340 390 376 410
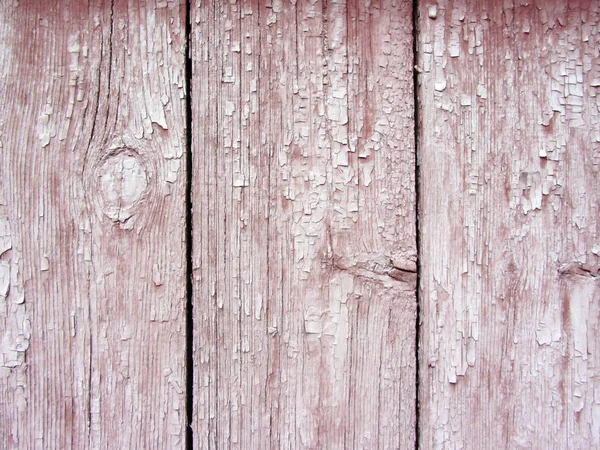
91 148 150 226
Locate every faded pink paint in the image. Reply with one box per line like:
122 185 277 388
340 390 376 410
418 1 600 448
0 1 187 448
2 0 598 448
191 0 417 448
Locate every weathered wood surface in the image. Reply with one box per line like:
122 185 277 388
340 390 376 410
417 1 600 448
6 0 600 448
0 1 188 448
191 0 417 448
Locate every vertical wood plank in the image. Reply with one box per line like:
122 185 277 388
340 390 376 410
0 1 188 448
418 1 600 448
191 1 417 447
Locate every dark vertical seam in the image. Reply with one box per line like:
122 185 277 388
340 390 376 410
104 0 115 136
87 2 114 445
184 0 194 449
412 1 421 449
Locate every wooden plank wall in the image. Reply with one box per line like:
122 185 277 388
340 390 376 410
418 1 600 448
2 0 600 448
0 1 188 448
190 0 417 448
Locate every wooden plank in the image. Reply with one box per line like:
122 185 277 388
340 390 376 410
191 1 417 447
0 1 188 448
417 1 600 448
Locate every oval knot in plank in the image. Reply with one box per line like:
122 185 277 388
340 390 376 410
94 148 149 225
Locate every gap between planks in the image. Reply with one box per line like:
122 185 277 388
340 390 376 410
184 0 194 449
412 1 422 449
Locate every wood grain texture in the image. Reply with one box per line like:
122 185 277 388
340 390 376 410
0 1 188 448
191 0 417 448
417 1 600 448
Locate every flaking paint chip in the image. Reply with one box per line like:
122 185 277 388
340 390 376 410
428 5 438 19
